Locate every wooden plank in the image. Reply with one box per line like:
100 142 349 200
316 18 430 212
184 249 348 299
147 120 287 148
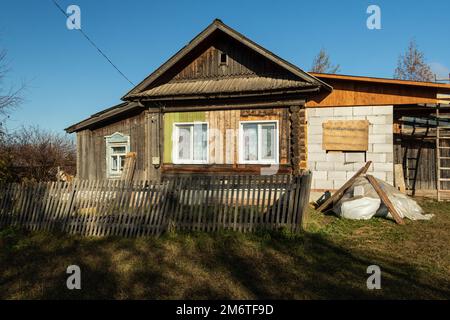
394 164 407 194
366 175 405 225
317 161 373 212
322 120 369 151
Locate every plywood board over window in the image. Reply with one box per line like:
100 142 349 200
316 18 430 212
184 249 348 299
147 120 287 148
322 120 369 151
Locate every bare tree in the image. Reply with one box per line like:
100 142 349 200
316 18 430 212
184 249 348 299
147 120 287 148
311 48 340 74
0 50 23 115
394 40 434 82
0 126 76 182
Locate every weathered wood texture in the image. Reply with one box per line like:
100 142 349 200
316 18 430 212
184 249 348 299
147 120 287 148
76 111 148 181
306 77 445 107
322 120 369 151
164 33 299 83
366 175 405 225
0 173 312 237
163 108 293 170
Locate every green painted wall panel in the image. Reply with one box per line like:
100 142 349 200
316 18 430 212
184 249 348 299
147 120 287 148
163 111 206 163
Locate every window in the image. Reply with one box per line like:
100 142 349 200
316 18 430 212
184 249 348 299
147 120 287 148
173 122 208 164
239 121 278 164
105 132 130 177
219 52 228 65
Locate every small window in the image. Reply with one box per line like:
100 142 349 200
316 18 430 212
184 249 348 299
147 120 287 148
239 121 278 164
219 52 228 65
105 132 130 178
173 122 208 164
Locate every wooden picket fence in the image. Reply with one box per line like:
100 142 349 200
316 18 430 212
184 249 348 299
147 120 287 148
0 172 312 237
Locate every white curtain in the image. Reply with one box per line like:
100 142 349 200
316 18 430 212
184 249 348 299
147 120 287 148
193 123 207 161
261 124 275 160
243 123 258 161
177 125 191 160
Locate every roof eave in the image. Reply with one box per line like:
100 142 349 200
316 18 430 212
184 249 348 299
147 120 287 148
122 19 332 100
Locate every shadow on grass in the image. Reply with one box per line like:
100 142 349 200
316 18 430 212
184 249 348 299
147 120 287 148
0 226 449 299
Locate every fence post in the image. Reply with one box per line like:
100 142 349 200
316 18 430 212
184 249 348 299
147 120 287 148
297 171 313 231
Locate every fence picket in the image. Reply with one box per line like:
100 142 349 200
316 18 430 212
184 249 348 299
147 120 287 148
0 173 311 237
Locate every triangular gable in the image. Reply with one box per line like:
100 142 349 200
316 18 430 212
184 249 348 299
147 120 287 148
122 19 332 100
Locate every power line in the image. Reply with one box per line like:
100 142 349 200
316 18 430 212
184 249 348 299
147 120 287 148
51 0 135 86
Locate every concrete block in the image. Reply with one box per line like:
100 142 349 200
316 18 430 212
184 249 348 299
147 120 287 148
371 171 386 181
346 171 358 180
373 162 394 172
315 108 334 117
314 179 334 190
308 117 323 125
369 134 388 144
353 106 373 116
309 125 323 135
334 162 354 171
306 108 316 117
334 107 353 116
366 153 387 163
367 115 389 125
353 162 373 171
326 152 345 162
386 171 394 184
367 143 373 152
308 152 327 161
373 124 393 134
313 171 328 180
307 161 316 170
373 143 393 153
334 180 347 190
385 134 393 144
328 171 347 180
374 106 393 115
345 152 365 162
386 153 393 162
316 161 335 171
308 134 322 143
308 143 323 152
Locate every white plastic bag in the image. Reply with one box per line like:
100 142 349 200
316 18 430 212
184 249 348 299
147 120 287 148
338 197 381 220
332 176 433 221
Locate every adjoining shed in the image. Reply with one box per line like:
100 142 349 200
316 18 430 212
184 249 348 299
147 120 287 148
305 73 450 198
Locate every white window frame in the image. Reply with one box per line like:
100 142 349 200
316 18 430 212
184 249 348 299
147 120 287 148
239 120 279 165
172 122 209 164
105 132 130 178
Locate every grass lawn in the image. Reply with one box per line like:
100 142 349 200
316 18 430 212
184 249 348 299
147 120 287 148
0 199 449 299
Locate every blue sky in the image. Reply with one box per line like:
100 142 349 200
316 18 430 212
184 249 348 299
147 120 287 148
1 0 449 133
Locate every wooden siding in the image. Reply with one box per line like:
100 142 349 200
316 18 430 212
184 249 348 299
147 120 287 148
306 78 440 107
169 34 298 82
163 111 206 163
162 108 292 171
76 111 147 180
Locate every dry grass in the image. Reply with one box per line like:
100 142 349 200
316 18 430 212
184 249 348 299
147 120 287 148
0 199 449 299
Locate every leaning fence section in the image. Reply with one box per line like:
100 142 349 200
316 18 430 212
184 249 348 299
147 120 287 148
0 173 312 237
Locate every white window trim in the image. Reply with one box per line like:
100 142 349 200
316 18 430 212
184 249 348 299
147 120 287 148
238 120 279 165
172 122 209 164
105 132 130 178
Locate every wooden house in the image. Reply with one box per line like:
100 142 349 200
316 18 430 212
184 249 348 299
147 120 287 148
65 19 450 198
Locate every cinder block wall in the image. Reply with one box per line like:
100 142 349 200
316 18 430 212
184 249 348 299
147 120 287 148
306 106 394 190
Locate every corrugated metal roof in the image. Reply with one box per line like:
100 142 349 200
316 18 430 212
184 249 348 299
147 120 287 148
129 76 311 98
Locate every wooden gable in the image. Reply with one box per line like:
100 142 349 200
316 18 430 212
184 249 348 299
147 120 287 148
123 19 330 100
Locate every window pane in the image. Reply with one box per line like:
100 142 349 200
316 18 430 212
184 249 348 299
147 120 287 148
112 146 126 154
243 123 258 161
193 123 207 161
261 124 275 160
120 155 126 171
177 125 191 160
111 156 118 171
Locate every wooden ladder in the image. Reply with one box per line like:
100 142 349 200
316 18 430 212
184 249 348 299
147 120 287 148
436 107 450 201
